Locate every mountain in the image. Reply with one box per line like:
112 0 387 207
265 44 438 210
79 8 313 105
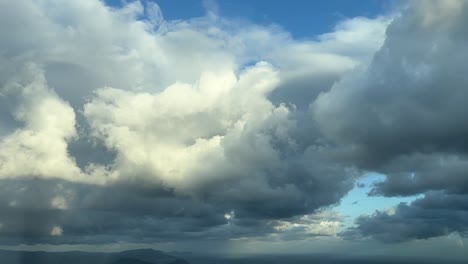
0 248 189 264
109 258 154 264
109 257 155 264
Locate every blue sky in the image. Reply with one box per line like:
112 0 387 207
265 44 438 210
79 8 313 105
106 0 391 37
210 0 390 37
335 174 422 228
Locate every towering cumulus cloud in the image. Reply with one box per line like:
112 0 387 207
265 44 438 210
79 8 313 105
313 0 468 242
0 0 389 244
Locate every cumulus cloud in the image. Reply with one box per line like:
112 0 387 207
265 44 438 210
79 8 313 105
313 0 468 170
0 0 395 245
312 0 468 242
0 64 82 182
83 62 282 192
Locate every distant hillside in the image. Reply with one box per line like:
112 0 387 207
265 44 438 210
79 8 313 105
110 257 154 264
0 248 190 264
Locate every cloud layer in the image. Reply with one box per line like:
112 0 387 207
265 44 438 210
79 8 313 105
0 0 390 244
3 0 467 246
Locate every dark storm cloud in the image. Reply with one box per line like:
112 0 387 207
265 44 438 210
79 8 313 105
0 176 346 244
312 0 468 242
313 0 468 169
0 179 225 244
370 153 468 196
28 120 355 244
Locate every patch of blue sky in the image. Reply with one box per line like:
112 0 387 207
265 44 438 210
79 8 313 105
335 173 423 228
105 0 392 39
104 0 206 21
213 0 390 38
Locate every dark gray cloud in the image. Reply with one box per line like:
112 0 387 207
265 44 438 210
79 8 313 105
0 178 222 244
319 0 468 242
0 177 346 244
370 153 468 196
313 0 468 170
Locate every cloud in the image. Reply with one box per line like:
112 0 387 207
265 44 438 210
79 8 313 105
313 0 468 242
50 226 63 237
370 153 468 196
340 192 468 242
83 62 282 192
269 211 344 240
0 64 83 182
0 0 391 244
313 0 468 170
4 0 467 248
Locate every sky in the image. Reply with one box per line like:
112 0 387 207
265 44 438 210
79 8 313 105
0 0 468 261
106 0 389 38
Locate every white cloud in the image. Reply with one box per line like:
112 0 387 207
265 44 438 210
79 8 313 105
51 226 63 236
83 62 287 192
0 64 83 182
51 196 68 210
270 211 344 238
0 0 391 191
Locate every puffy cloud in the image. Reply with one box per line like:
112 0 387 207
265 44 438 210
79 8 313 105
313 0 468 242
0 0 390 244
83 62 282 192
0 64 83 182
313 0 468 170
